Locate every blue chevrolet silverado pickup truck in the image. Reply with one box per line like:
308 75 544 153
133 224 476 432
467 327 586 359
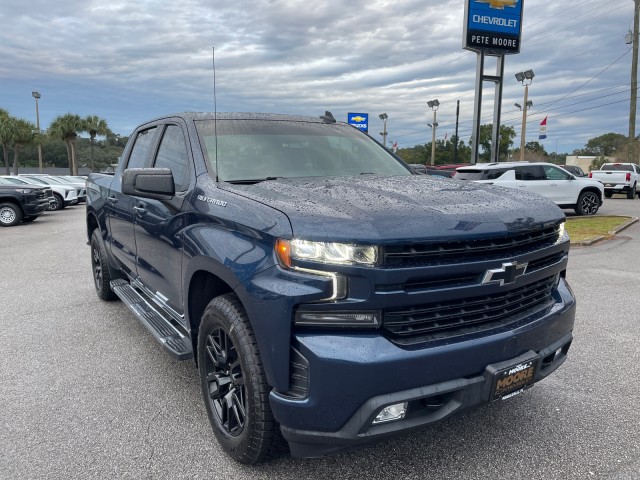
86 112 576 463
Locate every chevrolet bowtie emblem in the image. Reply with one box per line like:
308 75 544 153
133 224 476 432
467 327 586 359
476 0 518 9
482 261 528 286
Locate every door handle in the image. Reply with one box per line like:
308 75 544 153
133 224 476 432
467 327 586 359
133 206 146 215
108 195 118 203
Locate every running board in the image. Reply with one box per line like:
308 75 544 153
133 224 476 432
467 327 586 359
111 279 193 360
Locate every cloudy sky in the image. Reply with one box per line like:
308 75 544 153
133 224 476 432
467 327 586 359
0 0 635 154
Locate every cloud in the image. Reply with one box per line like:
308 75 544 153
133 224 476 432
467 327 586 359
0 0 635 153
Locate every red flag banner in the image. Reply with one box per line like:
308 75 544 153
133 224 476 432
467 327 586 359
539 116 548 140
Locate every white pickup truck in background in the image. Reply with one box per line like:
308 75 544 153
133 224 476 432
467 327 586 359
589 163 640 199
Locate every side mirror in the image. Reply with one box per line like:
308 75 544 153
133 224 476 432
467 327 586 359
122 168 175 200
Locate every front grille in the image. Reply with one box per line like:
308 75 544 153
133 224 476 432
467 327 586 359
35 190 47 200
383 225 561 267
383 275 557 344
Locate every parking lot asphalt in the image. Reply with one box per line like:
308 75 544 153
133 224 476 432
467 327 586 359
1 199 639 480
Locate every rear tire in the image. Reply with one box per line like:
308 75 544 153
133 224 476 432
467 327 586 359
198 294 286 464
90 230 117 301
0 203 22 227
604 191 612 199
627 184 636 199
574 191 600 216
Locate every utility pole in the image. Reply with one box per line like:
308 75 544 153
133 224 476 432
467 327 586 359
629 0 639 162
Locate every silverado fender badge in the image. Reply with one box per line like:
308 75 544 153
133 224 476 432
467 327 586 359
482 261 528 286
197 195 227 207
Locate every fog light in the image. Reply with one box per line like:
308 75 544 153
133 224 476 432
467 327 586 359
373 402 407 424
295 310 380 327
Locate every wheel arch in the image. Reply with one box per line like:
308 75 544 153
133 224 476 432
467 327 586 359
186 266 235 365
87 210 100 242
0 198 24 214
579 186 603 202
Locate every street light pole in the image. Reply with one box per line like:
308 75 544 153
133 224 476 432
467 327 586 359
427 99 439 166
515 70 535 161
378 113 388 147
32 91 43 173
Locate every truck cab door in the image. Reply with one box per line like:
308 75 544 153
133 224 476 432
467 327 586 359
108 126 159 277
132 123 193 318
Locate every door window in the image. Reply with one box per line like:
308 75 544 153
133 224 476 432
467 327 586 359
154 125 190 192
543 165 571 180
127 127 157 169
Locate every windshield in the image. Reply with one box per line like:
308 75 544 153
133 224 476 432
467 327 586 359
1 177 29 185
22 177 49 185
195 119 411 182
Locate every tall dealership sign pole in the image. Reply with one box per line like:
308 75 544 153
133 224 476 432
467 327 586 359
463 0 525 163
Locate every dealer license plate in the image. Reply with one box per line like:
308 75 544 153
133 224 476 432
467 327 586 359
488 358 537 401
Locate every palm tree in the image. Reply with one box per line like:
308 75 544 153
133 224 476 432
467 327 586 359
48 114 84 175
0 109 15 175
84 115 110 172
10 119 36 174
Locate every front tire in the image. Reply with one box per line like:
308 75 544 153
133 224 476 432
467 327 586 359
198 294 285 464
574 191 600 216
0 203 22 227
90 230 117 301
51 193 65 211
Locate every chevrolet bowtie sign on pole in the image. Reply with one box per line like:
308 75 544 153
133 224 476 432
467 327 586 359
347 113 369 133
463 0 525 163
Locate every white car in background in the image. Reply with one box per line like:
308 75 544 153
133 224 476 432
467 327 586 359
3 176 78 210
24 174 87 202
454 162 605 215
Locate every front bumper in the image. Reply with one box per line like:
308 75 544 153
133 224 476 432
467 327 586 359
270 278 575 458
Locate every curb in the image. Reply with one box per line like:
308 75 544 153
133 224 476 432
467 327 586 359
569 216 638 246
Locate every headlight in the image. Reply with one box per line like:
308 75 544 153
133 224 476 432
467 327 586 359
15 189 32 194
557 222 568 244
276 239 378 267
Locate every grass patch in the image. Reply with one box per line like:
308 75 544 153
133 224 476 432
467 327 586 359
566 216 632 243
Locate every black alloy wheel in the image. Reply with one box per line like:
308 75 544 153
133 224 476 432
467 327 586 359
204 326 247 437
575 191 600 216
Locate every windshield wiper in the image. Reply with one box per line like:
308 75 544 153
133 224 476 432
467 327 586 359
224 177 281 185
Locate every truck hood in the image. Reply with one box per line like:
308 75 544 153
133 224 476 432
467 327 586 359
221 176 564 243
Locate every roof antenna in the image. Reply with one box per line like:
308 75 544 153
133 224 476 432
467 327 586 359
213 46 219 181
320 111 336 123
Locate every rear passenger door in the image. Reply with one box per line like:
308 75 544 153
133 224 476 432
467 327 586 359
513 165 552 200
133 122 193 318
